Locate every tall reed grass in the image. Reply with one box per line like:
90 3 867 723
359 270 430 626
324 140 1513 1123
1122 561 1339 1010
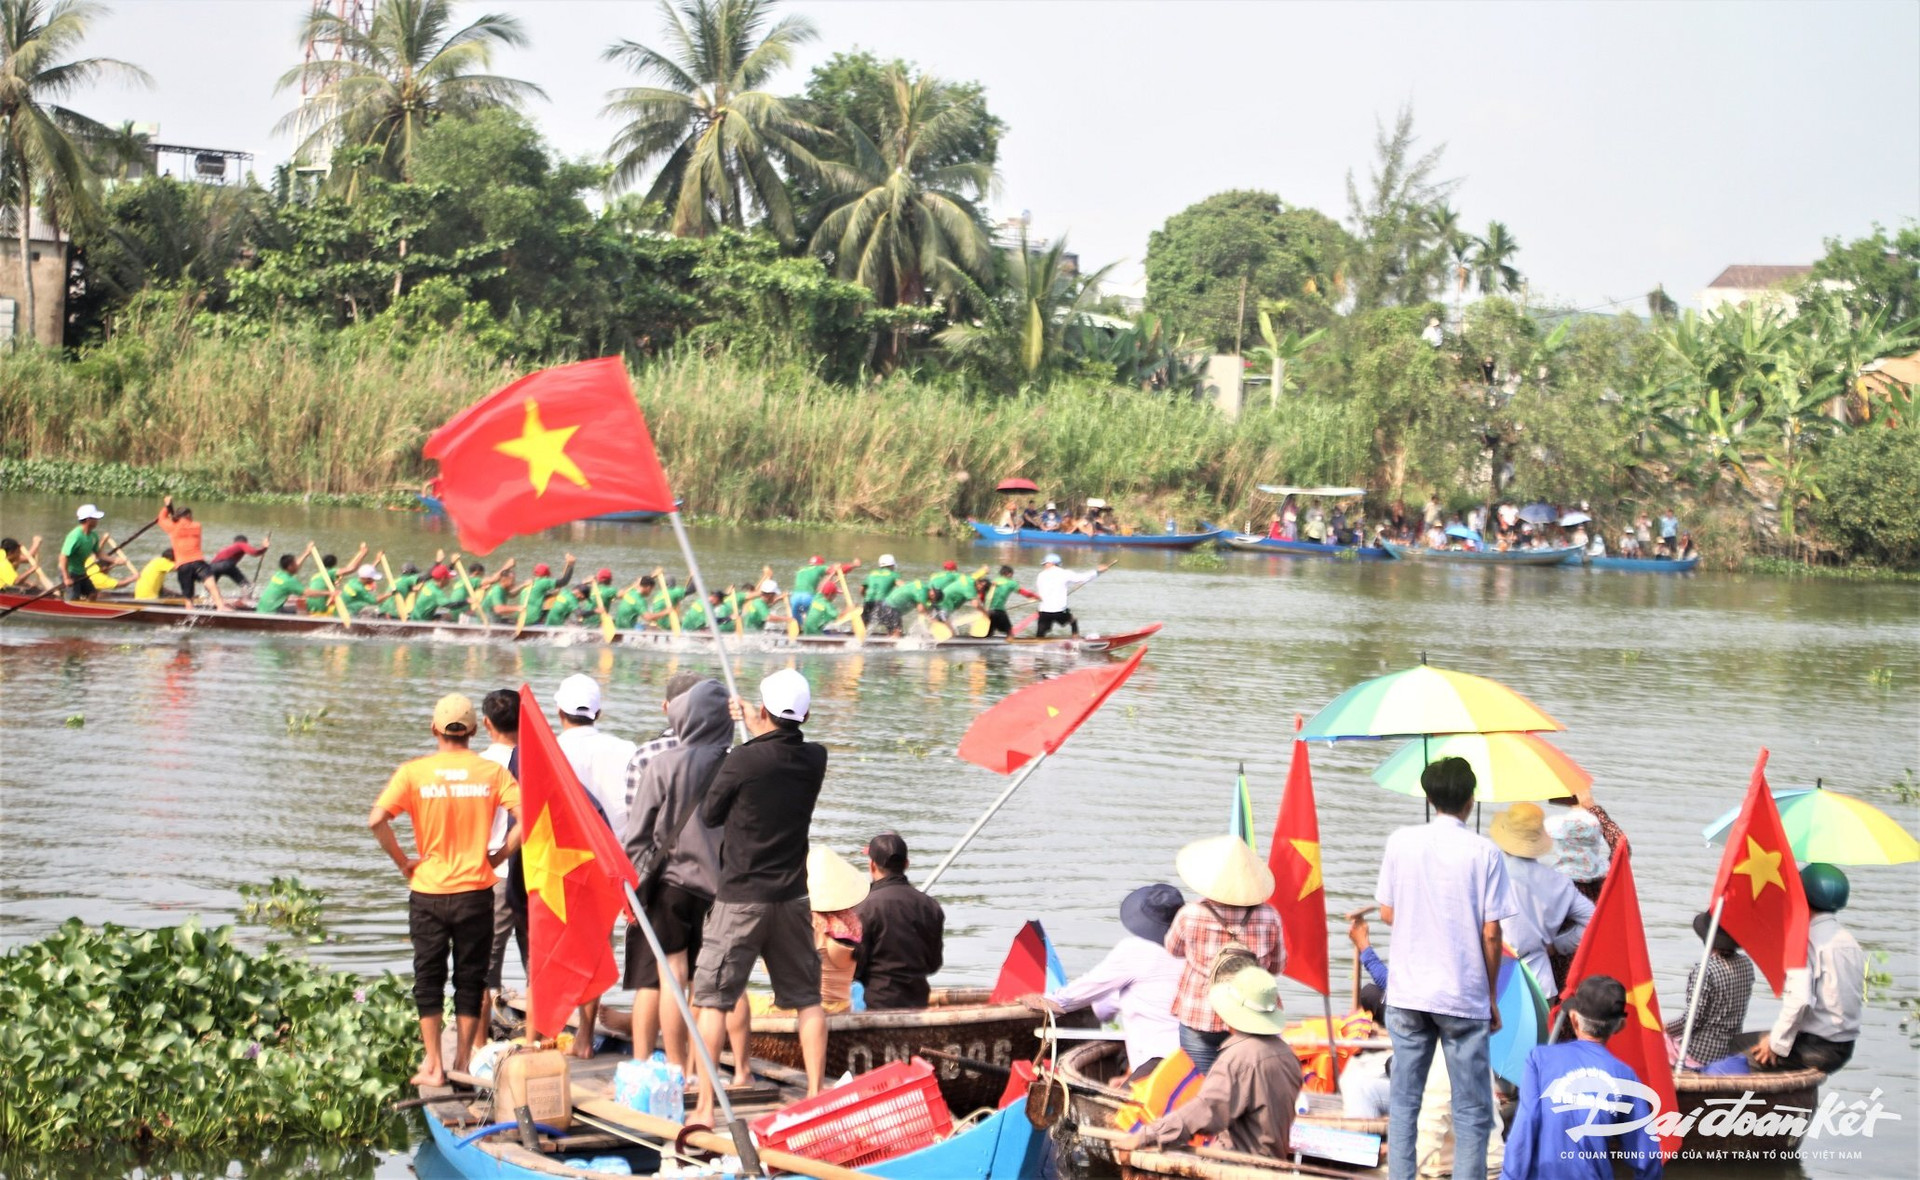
1 316 1369 530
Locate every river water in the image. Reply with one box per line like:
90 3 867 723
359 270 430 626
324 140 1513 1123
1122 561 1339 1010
1 491 1915 1179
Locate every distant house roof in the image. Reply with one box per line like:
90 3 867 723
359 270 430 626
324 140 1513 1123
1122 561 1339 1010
1705 265 1812 289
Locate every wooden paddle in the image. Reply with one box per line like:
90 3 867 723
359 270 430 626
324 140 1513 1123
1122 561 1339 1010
310 548 354 627
780 593 800 639
249 532 273 585
592 583 618 644
826 563 867 642
450 556 489 630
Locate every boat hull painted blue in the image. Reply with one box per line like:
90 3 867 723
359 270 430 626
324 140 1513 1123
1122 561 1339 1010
416 495 674 524
1582 554 1700 573
1222 534 1392 560
1382 542 1584 566
969 521 1227 549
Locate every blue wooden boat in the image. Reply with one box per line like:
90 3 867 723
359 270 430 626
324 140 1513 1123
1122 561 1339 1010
968 520 1228 550
1381 542 1583 566
1221 533 1392 560
416 494 677 524
1581 553 1701 573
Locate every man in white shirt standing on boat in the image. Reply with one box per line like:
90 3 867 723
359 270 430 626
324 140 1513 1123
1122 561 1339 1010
1032 553 1110 638
553 673 638 1059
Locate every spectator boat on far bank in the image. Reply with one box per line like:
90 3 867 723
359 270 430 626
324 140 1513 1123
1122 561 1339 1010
1380 542 1584 566
968 521 1229 550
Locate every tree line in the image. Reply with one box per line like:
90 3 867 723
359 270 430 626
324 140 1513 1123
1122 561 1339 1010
3 0 1917 564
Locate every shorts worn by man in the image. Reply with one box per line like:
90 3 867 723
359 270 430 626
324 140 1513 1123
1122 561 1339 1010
368 693 521 1088
689 669 828 1127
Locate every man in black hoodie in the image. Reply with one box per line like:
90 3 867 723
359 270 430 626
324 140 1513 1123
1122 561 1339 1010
622 677 730 1073
689 668 828 1128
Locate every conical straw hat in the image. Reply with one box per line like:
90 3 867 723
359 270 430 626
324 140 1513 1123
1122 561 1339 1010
1175 834 1275 907
807 844 871 913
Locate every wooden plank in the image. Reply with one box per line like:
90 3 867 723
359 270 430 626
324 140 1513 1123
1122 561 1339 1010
574 1096 884 1180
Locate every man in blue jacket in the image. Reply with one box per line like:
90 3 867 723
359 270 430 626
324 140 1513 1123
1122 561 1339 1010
1504 975 1663 1179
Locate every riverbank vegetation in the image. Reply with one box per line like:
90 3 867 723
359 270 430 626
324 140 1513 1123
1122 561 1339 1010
2 0 1916 565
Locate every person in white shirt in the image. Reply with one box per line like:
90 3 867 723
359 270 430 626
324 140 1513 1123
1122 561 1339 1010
1750 862 1863 1073
1032 553 1110 638
552 673 639 1058
1025 884 1186 1072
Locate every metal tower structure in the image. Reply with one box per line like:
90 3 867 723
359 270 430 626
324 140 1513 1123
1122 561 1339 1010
300 0 372 95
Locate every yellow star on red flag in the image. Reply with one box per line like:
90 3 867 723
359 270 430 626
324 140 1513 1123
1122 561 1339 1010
1624 978 1660 1031
1289 838 1323 900
495 399 588 496
520 805 595 922
1732 835 1786 901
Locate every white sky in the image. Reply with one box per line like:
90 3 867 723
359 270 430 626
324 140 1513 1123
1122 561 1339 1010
83 0 1920 313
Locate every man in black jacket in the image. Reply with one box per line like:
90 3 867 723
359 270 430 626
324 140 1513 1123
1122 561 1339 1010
689 668 828 1127
854 833 946 1009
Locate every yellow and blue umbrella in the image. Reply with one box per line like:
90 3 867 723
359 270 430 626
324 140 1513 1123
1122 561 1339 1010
1373 733 1591 802
1300 663 1564 741
1702 780 1919 866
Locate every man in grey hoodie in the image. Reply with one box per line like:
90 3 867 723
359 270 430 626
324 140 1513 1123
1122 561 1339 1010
622 677 731 1072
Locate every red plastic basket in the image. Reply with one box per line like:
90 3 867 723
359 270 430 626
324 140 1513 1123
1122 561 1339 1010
750 1057 954 1168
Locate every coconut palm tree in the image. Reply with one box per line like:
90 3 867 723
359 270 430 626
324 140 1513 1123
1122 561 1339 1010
2 0 147 341
809 65 992 310
1471 220 1522 296
602 0 822 241
937 231 1115 386
276 0 541 193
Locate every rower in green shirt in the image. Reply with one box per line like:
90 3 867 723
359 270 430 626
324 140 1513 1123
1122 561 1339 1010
305 545 367 614
255 554 309 614
588 568 617 610
861 555 898 625
792 556 829 601
680 591 713 632
339 564 382 615
513 554 576 624
874 578 933 637
406 565 456 621
60 505 105 599
543 583 593 627
938 570 975 614
612 580 649 629
740 578 786 630
377 561 423 618
479 568 517 621
982 564 1040 636
800 591 843 635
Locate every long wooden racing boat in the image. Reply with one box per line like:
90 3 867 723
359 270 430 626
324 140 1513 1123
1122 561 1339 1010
969 521 1229 550
0 592 1158 656
1220 534 1392 561
1380 542 1582 566
416 493 678 524
1039 1038 1386 1176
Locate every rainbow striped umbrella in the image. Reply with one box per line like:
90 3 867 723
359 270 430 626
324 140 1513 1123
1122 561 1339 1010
1702 781 1919 865
1373 733 1591 802
1300 664 1564 741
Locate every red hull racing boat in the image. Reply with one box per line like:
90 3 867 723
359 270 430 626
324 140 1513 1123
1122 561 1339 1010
0 591 1158 656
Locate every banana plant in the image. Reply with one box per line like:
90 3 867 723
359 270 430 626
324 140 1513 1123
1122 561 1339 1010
1246 303 1327 405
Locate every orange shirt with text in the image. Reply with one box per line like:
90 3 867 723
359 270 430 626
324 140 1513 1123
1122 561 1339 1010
375 750 520 894
157 512 205 564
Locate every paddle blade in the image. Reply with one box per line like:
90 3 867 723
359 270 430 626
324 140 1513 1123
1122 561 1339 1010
958 646 1148 774
929 619 954 642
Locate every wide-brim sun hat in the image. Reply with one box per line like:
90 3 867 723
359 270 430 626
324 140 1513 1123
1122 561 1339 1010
1209 965 1287 1036
1541 811 1608 881
1175 834 1275 907
807 844 870 912
1119 883 1185 944
1490 802 1555 859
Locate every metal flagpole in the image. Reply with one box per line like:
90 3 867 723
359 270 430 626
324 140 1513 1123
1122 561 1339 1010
623 880 760 1175
1672 896 1725 1078
920 752 1050 896
666 511 745 740
1320 991 1344 1090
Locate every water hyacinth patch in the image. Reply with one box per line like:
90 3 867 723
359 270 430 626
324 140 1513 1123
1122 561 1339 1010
0 918 416 1151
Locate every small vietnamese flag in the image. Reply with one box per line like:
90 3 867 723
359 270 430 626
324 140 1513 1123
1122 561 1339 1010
988 921 1069 1002
424 357 676 554
1560 842 1680 1157
516 683 639 1039
957 647 1146 774
1708 749 1810 996
1266 739 1329 995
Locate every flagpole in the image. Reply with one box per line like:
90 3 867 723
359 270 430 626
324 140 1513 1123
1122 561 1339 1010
666 511 746 740
1672 896 1724 1078
921 752 1050 896
622 880 760 1175
1320 989 1344 1090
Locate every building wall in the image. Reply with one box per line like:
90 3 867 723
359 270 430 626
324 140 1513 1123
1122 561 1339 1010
0 237 70 348
1697 285 1801 319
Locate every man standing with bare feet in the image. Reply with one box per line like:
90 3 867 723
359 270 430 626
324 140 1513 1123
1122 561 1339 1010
369 694 522 1087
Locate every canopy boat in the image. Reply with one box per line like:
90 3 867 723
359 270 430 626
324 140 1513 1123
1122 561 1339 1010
969 521 1229 550
1579 553 1701 573
1380 542 1583 566
1036 1038 1386 1177
0 592 1157 656
1220 534 1392 561
415 493 678 524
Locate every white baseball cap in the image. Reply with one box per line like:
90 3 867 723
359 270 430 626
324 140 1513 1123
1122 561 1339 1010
759 578 779 594
1043 553 1062 565
356 564 380 581
76 504 105 521
760 668 811 722
878 554 896 567
555 673 602 718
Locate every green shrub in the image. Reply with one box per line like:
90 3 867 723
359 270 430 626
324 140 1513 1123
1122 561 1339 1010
1814 428 1920 567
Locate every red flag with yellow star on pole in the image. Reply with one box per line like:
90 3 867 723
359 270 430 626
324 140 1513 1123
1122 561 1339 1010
1560 841 1680 1157
1708 748 1810 996
515 683 639 1040
423 357 676 554
1265 738 1328 995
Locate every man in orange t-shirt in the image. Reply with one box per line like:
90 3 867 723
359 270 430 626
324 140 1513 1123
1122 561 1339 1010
157 495 212 599
370 693 522 1086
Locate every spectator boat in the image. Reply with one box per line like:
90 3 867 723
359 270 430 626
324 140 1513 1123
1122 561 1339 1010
968 521 1230 550
1579 553 1702 573
1220 534 1392 560
1381 542 1583 566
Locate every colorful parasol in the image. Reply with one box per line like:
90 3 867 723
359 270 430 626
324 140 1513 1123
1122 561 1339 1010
1702 780 1919 865
996 477 1039 493
1372 733 1590 802
1489 949 1551 1086
1299 664 1564 741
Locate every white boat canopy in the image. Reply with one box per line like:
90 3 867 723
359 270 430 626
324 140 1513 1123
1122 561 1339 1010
1256 485 1368 497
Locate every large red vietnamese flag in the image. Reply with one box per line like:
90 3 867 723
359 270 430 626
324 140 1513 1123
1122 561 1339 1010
515 683 640 1039
1266 738 1329 995
1708 748 1810 996
1560 842 1680 1157
957 646 1147 774
424 357 675 554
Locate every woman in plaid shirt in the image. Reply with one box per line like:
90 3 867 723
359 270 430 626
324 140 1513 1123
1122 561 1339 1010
1165 835 1285 1073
